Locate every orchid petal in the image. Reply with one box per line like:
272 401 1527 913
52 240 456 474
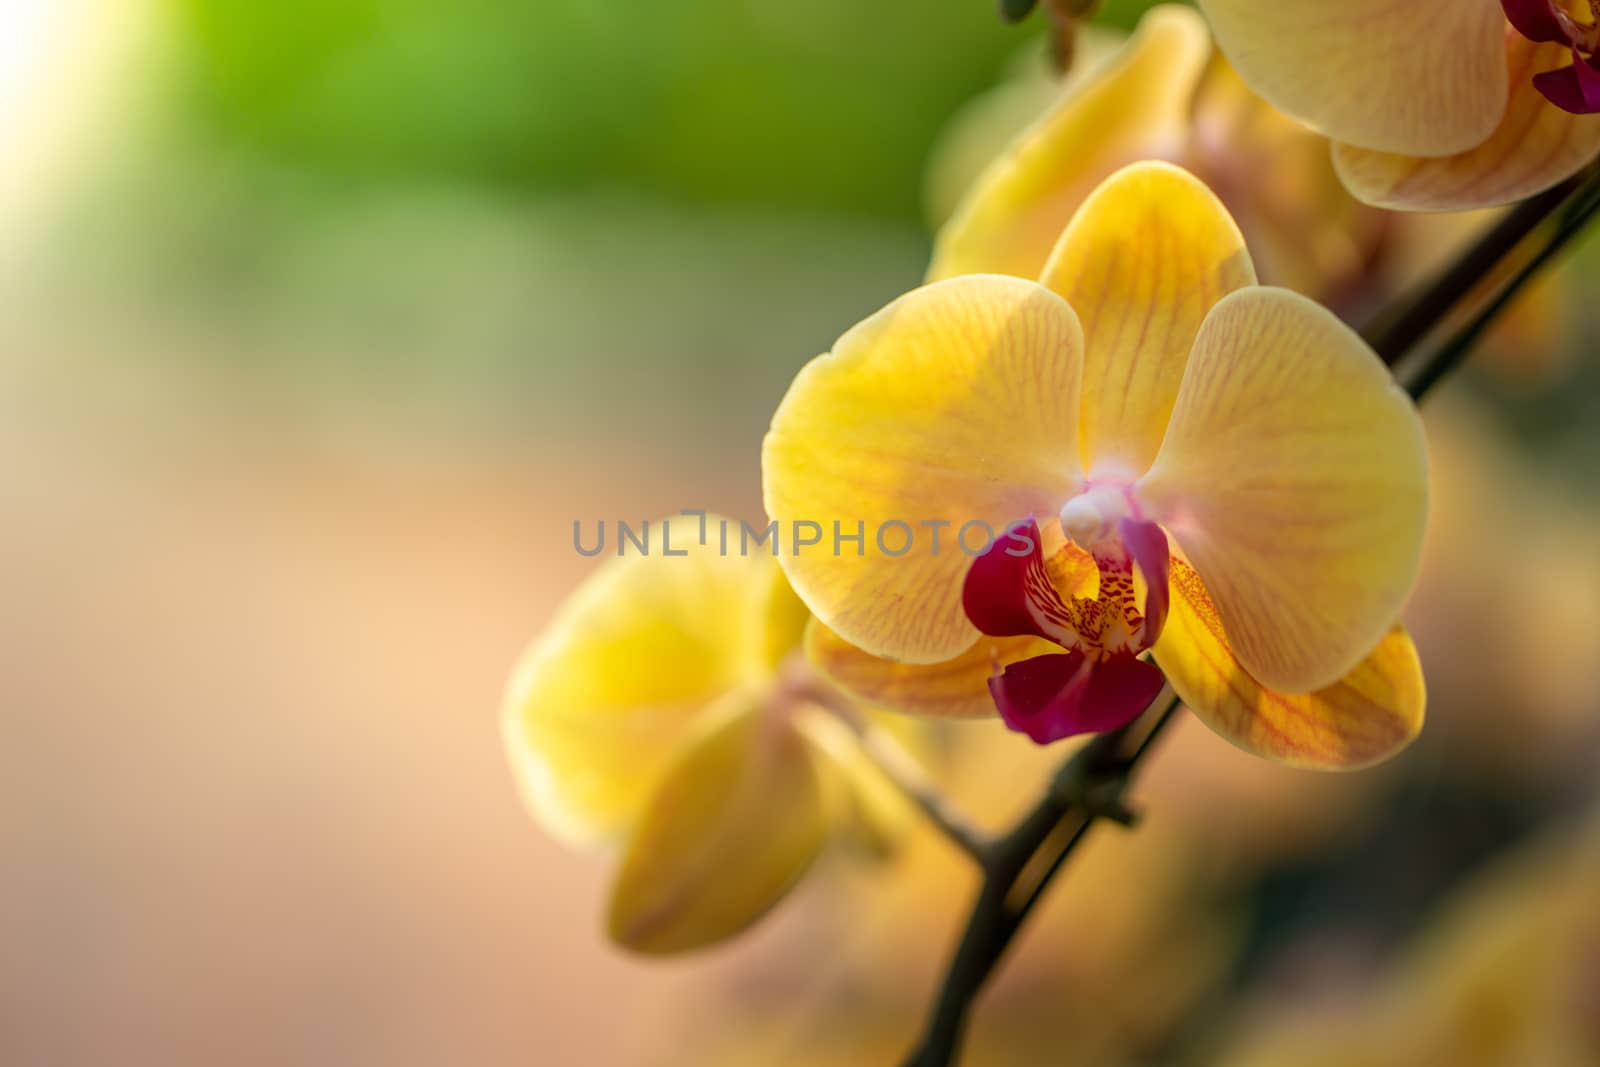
608 701 827 954
1197 0 1508 156
963 517 1076 645
924 30 1125 231
1138 287 1427 693
763 275 1085 664
991 651 1165 745
1187 55 1389 304
1532 46 1600 115
928 5 1212 281
1153 558 1425 769
501 520 782 846
1039 161 1256 476
1500 0 1567 43
1121 517 1171 648
1334 35 1600 210
805 618 1057 719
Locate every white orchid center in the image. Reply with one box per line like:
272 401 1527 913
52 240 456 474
1058 482 1138 550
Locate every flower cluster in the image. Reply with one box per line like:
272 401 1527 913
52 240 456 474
500 0 1599 957
502 520 914 952
1199 0 1600 208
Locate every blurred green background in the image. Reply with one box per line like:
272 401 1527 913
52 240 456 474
164 0 1152 213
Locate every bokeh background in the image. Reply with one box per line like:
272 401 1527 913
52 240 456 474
3 2 1598 1065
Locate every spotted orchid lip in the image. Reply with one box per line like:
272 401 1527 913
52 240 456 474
962 516 1170 654
963 515 1171 744
1503 0 1600 113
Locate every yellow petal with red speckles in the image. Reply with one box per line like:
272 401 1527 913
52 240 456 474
763 275 1086 665
1138 287 1427 693
1154 557 1424 769
1039 161 1256 476
1334 34 1600 211
928 5 1212 281
1197 0 1507 157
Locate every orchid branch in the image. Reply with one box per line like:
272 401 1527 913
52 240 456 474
1361 175 1588 365
903 691 1181 1067
1398 168 1600 400
853 717 996 864
791 662 995 863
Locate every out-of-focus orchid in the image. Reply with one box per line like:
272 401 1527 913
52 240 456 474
765 161 1429 766
1196 0 1600 210
928 5 1388 307
500 517 915 954
1217 819 1600 1067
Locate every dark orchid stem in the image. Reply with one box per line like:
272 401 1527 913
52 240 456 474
1400 171 1600 401
855 719 995 863
791 661 995 863
903 166 1600 1067
902 693 1181 1067
1362 170 1593 366
1009 697 1176 916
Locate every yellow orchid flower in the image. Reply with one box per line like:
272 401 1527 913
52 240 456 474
929 5 1388 306
1195 0 1600 210
500 516 914 954
764 160 1428 767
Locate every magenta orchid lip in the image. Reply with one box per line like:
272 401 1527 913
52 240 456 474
1503 0 1600 113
